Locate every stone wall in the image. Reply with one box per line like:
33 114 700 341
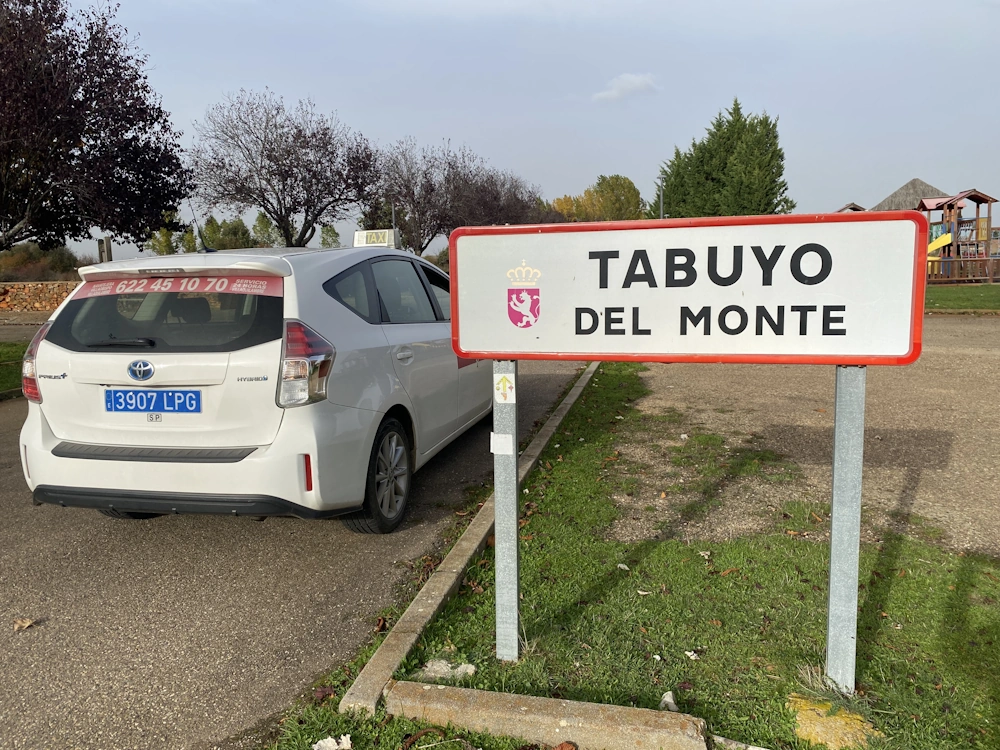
0 282 80 312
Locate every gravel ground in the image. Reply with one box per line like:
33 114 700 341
632 316 1000 556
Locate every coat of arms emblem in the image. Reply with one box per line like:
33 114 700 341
507 261 541 328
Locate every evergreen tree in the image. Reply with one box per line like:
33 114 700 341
320 225 340 248
649 99 795 218
251 211 281 247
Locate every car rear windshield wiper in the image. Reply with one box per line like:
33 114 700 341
85 337 156 348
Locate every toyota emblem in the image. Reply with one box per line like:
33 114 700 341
127 360 155 381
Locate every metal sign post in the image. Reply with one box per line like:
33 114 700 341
826 365 867 692
491 360 520 661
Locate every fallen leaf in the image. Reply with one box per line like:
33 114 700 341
786 529 800 536
617 563 630 571
12 618 35 633
545 461 552 470
677 680 694 690
639 626 648 634
898 568 906 577
810 512 824 524
637 590 652 596
581 643 592 650
313 685 338 701
815 408 826 413
455 510 469 517
557 455 563 462
720 568 739 577
880 611 889 618
660 491 666 499
553 743 579 750
708 619 722 627
520 534 534 542
519 518 530 528
373 617 387 634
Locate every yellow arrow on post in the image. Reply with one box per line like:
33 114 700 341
495 375 515 401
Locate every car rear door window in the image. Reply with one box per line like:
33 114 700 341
371 260 437 324
419 265 451 321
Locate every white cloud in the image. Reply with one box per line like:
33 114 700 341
592 73 659 102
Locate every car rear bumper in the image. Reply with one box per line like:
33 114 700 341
20 399 381 516
32 485 357 518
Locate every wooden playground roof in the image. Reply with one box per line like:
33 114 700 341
835 202 866 212
916 189 996 211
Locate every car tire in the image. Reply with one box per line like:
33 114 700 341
98 509 162 520
343 417 412 534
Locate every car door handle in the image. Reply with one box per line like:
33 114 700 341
396 349 414 361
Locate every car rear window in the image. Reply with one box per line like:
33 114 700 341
46 276 284 353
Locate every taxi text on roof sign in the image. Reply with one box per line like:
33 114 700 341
449 212 928 366
353 229 401 249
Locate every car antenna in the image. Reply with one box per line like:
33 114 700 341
187 200 216 253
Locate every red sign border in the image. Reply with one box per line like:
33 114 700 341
449 211 929 366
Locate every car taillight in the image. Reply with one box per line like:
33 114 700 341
277 320 335 408
22 322 51 404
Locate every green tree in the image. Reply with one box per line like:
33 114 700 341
178 227 196 253
649 99 795 219
553 175 644 222
198 215 252 250
319 225 340 248
218 217 252 249
251 211 281 247
142 211 186 255
144 227 177 255
199 215 221 250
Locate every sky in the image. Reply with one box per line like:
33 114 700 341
71 0 1000 258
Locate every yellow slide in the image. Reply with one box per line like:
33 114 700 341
928 232 952 255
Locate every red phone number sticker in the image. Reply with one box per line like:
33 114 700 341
75 276 284 298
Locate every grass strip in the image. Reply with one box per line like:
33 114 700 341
402 362 1000 750
926 284 1000 310
0 342 26 394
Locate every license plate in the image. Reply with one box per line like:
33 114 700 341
104 389 202 413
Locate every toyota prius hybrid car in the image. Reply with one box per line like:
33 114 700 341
19 242 492 533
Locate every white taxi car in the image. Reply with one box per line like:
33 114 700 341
19 240 491 533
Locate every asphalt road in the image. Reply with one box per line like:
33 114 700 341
0 360 583 750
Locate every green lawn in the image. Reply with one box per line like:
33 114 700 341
400 363 1000 750
0 342 27 394
926 284 1000 310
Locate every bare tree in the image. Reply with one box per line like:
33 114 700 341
363 139 449 255
189 90 378 247
443 148 540 233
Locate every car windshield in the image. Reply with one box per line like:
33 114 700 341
46 277 284 353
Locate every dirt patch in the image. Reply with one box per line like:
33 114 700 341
606 317 1000 558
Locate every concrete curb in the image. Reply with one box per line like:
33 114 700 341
384 680 707 750
339 361 599 716
925 309 1000 315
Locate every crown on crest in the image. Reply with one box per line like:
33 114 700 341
507 260 542 287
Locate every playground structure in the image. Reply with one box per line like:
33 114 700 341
839 179 998 284
921 189 998 283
